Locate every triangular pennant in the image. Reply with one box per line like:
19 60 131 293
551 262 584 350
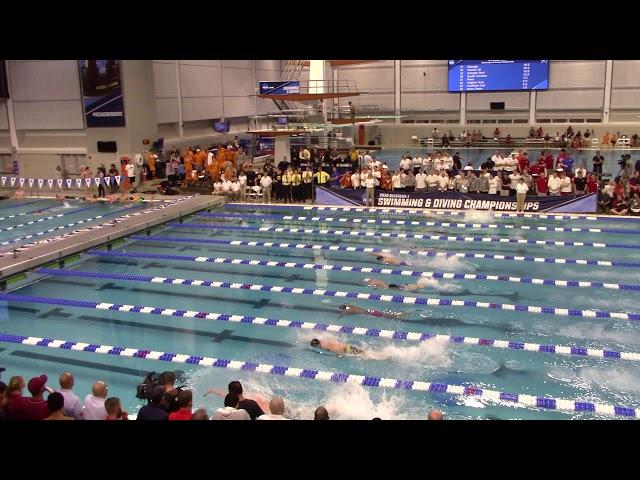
75 178 82 188
94 177 101 187
85 178 92 187
19 178 25 187
28 178 35 188
67 179 73 189
58 179 64 188
37 179 44 189
48 179 54 189
104 176 110 186
1 176 6 187
115 175 121 186
11 177 17 187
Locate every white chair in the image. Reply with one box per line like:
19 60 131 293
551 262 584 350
591 138 599 148
246 185 263 202
411 135 419 145
427 138 435 148
617 137 630 148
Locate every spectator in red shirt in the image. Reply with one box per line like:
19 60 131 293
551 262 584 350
535 171 548 196
586 173 598 193
24 375 51 420
629 171 640 195
168 389 193 420
517 152 530 173
4 376 28 420
544 151 554 173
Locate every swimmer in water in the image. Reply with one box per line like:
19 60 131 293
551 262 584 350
310 338 366 357
338 304 408 319
363 278 422 291
367 252 406 266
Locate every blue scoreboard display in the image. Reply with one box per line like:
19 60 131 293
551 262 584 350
448 60 549 92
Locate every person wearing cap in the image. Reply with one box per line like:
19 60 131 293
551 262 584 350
136 386 169 421
57 372 82 420
24 374 51 420
82 381 108 420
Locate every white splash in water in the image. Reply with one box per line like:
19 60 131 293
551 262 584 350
365 337 452 366
464 210 496 223
411 254 476 272
63 201 73 209
579 367 640 395
416 277 462 293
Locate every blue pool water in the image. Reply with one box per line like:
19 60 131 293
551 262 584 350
0 198 147 250
1 202 639 419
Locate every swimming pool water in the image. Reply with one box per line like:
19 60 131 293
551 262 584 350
1 202 639 420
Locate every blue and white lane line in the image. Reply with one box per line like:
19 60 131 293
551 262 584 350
0 206 98 234
33 267 640 323
0 204 144 246
168 223 640 250
197 212 640 236
4 290 639 362
85 250 640 291
129 236 640 268
0 202 81 222
0 332 636 418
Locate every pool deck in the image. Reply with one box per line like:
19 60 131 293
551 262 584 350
0 195 225 281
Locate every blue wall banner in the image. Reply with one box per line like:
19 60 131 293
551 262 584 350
259 81 300 95
79 60 125 127
318 187 596 212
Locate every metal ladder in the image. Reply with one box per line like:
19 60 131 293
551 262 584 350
272 60 306 112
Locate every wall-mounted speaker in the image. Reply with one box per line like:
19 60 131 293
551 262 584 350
490 102 505 110
97 141 117 153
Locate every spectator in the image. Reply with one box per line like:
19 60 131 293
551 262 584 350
598 189 612 213
586 173 598 194
44 392 73 421
560 172 573 196
58 372 82 420
428 410 444 420
226 381 265 420
0 381 7 421
629 192 640 216
314 406 330 420
548 171 562 196
105 397 128 420
158 371 181 414
211 393 251 420
24 375 50 420
536 171 549 196
515 178 529 213
3 376 28 420
83 381 108 420
168 389 193 420
137 386 169 421
192 409 209 420
258 397 289 420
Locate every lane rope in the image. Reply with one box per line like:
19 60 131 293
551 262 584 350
0 332 636 418
129 236 640 269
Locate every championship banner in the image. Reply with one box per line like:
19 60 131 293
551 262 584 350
47 179 54 189
374 191 596 213
319 186 596 213
37 179 44 189
105 176 110 186
28 178 34 188
114 175 121 186
11 177 17 187
79 60 125 128
1 176 6 187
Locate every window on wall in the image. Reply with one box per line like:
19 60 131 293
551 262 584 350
0 154 14 174
60 154 86 176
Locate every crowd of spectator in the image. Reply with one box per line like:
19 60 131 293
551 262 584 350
0 369 444 421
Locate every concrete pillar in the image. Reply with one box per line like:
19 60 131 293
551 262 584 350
529 91 536 124
603 60 613 123
274 136 291 165
309 60 325 94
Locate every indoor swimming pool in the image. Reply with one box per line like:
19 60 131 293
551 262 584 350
0 202 639 419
